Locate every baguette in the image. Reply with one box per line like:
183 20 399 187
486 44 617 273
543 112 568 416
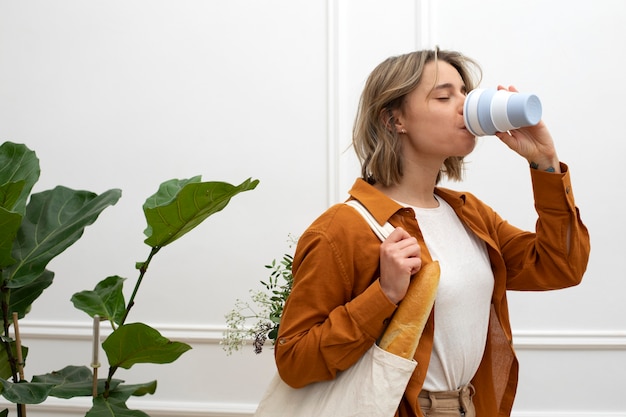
378 261 440 359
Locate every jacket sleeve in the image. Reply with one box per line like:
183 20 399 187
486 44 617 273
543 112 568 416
495 163 590 290
274 210 398 388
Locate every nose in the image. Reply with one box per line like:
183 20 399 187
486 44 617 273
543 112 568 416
458 94 466 114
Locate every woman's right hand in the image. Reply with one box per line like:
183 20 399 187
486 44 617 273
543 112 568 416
379 227 422 304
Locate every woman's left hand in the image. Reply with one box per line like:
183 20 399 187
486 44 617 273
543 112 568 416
494 85 561 173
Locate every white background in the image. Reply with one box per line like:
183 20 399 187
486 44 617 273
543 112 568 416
0 1 624 416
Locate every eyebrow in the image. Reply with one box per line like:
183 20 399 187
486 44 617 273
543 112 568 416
432 83 467 93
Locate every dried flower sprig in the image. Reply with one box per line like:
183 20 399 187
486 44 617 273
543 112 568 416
222 238 295 355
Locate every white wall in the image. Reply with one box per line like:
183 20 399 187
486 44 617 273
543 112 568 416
0 1 624 416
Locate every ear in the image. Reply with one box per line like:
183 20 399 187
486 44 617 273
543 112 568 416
392 112 406 134
379 108 405 134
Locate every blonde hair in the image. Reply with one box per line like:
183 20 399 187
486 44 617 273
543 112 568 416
352 48 482 186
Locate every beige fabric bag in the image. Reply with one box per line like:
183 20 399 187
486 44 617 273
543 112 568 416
254 200 414 417
254 344 416 417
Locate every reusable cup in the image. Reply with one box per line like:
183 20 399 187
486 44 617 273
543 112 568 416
463 88 542 136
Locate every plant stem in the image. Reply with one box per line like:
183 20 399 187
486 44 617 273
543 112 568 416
0 291 18 380
119 246 161 326
105 245 161 396
1 291 26 417
103 365 118 399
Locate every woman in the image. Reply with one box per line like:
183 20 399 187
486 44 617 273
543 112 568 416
274 48 590 417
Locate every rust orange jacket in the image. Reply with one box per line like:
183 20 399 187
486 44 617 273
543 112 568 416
275 164 590 417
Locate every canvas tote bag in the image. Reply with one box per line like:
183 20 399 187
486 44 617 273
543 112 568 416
253 200 416 417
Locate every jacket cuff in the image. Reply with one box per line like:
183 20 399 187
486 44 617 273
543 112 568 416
531 162 576 212
346 279 397 341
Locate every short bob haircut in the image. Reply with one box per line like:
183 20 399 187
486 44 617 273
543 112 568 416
352 48 482 186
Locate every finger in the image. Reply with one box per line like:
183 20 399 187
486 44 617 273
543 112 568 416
496 84 519 93
398 238 420 257
408 258 423 275
380 239 420 264
385 226 411 242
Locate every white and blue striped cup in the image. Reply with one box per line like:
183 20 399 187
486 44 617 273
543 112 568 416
464 88 542 136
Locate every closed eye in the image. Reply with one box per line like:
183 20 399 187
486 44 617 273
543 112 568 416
431 82 466 99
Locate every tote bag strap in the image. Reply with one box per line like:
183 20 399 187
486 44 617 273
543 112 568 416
345 199 395 242
254 201 415 417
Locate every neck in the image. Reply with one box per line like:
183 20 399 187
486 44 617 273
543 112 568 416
375 154 445 208
375 172 439 208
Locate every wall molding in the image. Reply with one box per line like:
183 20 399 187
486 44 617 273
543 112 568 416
513 329 626 350
2 396 624 417
326 0 340 206
0 397 257 417
18 320 221 344
415 0 433 48
17 320 626 350
512 413 625 417
10 320 626 416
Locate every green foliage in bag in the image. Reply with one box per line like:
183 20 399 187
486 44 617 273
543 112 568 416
222 241 294 355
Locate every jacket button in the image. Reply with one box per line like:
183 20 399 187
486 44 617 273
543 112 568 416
279 338 287 345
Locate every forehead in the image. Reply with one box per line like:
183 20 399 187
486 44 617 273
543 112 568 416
417 60 465 91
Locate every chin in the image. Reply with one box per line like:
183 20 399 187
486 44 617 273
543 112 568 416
460 138 477 155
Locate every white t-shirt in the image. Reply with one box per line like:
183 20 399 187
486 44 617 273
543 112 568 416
402 195 494 392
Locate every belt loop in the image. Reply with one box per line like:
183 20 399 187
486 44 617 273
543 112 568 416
459 383 475 414
428 391 439 410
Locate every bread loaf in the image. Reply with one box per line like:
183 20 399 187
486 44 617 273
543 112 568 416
378 261 440 359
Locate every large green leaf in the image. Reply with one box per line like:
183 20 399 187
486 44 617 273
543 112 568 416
106 380 157 402
3 186 122 288
0 142 40 215
143 177 258 247
71 275 126 325
6 269 54 320
0 378 55 404
0 206 22 269
87 396 151 417
0 179 27 269
0 365 126 405
0 180 25 211
0 342 28 380
103 323 191 369
31 365 123 399
0 142 40 281
85 381 156 417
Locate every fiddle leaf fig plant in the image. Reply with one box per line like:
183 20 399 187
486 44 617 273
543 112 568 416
0 141 259 416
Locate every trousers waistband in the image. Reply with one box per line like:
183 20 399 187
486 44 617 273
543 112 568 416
418 384 475 416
